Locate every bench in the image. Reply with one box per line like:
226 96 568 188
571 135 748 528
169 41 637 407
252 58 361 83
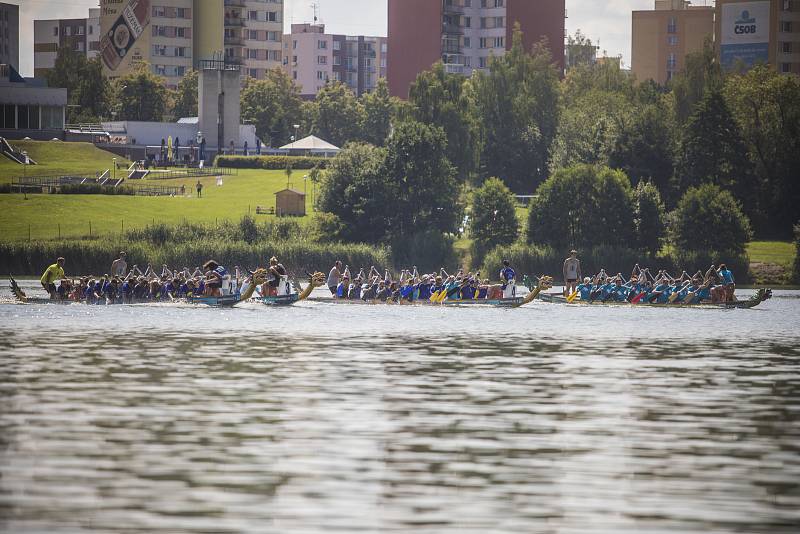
256 206 275 215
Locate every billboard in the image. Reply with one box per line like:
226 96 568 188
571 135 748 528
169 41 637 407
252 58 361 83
99 0 152 76
720 1 770 69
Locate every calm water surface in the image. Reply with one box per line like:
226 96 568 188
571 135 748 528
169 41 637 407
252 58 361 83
1 285 799 533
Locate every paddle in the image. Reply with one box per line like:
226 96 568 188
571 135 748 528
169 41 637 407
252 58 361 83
566 289 579 303
668 283 690 303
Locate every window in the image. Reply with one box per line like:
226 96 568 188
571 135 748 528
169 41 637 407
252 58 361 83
176 7 187 18
17 105 29 129
64 26 71 36
318 40 327 49
317 70 325 79
479 56 487 68
667 52 677 69
89 25 93 35
76 41 85 52
267 31 279 41
495 16 504 28
77 26 84 35
668 17 677 34
479 37 488 48
464 37 471 48
380 57 386 68
780 21 792 32
293 70 297 79
293 40 297 49
249 10 258 20
267 11 277 22
783 42 792 53
668 35 678 46
333 71 341 81
464 17 471 28
317 55 327 64
781 62 791 72
153 6 166 17
53 26 58 36
333 55 341 65
269 50 280 61
495 36 504 48
248 48 258 58
333 40 341 50
292 55 297 63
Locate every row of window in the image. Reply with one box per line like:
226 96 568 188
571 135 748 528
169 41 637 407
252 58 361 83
152 6 191 19
54 24 93 37
247 10 280 22
0 104 64 131
152 25 192 39
152 45 190 57
152 64 186 77
246 48 281 61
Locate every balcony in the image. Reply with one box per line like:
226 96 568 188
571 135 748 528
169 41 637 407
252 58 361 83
225 16 245 27
224 0 246 7
225 36 245 47
442 40 461 55
444 64 465 74
442 21 463 35
443 1 465 15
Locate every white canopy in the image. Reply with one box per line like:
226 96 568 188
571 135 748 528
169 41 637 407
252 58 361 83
279 135 340 152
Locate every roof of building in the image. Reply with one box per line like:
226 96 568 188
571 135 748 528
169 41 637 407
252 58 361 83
279 135 339 151
0 64 67 106
275 188 306 196
177 117 199 124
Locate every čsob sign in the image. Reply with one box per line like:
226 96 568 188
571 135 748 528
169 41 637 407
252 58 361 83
721 1 770 69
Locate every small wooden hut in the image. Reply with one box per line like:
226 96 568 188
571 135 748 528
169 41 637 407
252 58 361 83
275 188 306 216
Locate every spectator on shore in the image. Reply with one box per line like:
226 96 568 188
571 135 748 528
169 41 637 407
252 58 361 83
196 180 203 198
111 252 127 277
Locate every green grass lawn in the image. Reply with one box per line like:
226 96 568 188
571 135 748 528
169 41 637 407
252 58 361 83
0 169 317 241
747 241 795 268
0 140 131 182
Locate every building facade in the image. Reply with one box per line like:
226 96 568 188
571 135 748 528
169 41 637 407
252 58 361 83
632 0 714 84
0 64 67 140
387 0 566 98
283 23 387 98
0 2 18 71
33 0 283 86
224 0 284 79
716 0 800 74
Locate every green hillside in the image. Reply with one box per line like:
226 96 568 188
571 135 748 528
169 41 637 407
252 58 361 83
0 140 131 181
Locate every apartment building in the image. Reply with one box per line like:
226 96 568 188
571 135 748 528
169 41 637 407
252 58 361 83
387 0 566 98
33 0 282 87
33 9 101 79
283 23 387 98
632 0 714 84
0 2 18 70
225 0 284 79
716 0 800 74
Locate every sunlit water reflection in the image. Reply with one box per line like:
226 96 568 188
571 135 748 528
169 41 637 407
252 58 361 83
1 286 799 532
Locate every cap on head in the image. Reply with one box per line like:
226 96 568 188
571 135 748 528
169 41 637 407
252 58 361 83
269 256 277 264
570 249 578 255
57 257 65 263
502 259 510 267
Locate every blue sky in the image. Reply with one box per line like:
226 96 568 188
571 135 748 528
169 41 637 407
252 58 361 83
9 0 713 76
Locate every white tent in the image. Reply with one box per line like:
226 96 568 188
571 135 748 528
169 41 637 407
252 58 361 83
279 135 340 156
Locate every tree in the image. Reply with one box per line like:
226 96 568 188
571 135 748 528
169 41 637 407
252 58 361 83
468 177 519 257
794 223 800 284
317 143 391 243
408 62 482 180
360 78 396 146
724 65 800 238
313 81 364 147
674 89 756 212
550 89 632 170
240 68 304 147
669 38 722 125
317 121 461 243
383 121 461 237
565 30 598 71
112 64 171 122
472 26 560 193
563 53 634 107
171 69 198 119
608 100 675 195
669 184 752 255
47 48 111 122
632 181 666 255
527 164 635 250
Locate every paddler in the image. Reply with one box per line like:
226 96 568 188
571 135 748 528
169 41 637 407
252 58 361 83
202 260 228 297
717 264 735 302
40 257 65 299
327 261 342 295
562 250 581 297
500 260 516 298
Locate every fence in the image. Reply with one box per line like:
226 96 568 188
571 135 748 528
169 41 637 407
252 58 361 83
140 167 238 180
11 175 181 197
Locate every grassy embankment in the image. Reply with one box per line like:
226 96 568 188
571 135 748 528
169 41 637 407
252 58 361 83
1 141 316 241
747 241 796 286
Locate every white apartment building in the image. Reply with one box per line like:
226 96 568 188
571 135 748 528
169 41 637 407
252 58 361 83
150 0 195 85
225 0 284 79
33 9 100 79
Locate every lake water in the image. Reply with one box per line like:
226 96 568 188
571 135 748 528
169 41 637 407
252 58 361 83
1 284 799 533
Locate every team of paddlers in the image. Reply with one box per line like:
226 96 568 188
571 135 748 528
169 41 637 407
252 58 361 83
35 250 738 305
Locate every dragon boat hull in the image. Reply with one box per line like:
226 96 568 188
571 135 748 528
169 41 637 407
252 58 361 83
307 296 526 308
537 290 771 309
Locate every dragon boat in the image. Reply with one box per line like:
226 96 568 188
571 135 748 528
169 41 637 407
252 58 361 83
307 276 554 308
531 285 772 310
8 270 326 308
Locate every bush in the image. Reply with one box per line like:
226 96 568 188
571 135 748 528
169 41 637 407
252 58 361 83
633 181 666 255
468 177 519 263
390 230 458 274
124 217 309 246
480 243 752 283
214 155 330 170
527 164 635 250
308 212 347 243
794 222 800 284
0 238 390 277
669 184 752 255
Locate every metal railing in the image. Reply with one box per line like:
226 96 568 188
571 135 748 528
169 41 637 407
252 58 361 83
10 175 182 196
141 167 238 180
